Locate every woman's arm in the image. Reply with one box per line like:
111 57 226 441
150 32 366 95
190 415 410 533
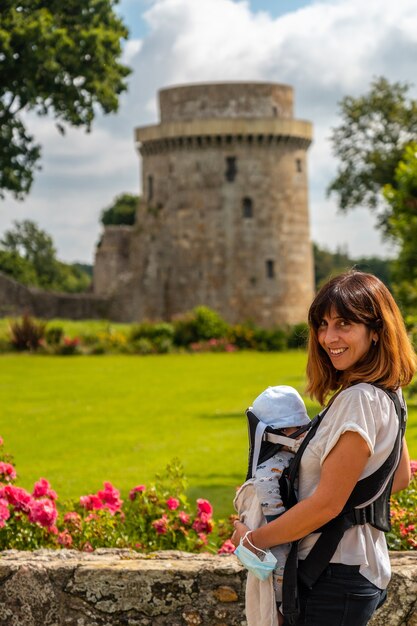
232 430 370 550
391 438 411 494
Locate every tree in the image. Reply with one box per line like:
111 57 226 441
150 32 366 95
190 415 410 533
0 0 130 198
0 219 91 291
327 77 417 233
100 193 139 226
383 143 417 309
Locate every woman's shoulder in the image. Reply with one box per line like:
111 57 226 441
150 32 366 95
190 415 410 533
329 383 398 419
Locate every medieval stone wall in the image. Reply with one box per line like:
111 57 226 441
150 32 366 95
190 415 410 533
0 272 110 320
0 549 415 626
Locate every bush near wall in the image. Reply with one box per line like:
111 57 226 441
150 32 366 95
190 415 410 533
0 309 310 355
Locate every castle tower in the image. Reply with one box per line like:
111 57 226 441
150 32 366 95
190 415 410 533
94 82 314 327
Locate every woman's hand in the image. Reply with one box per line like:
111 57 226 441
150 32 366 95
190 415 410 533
231 520 250 548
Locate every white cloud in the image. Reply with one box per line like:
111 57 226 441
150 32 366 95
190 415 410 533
1 0 416 262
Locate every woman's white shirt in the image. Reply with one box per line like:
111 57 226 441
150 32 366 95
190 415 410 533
297 383 403 589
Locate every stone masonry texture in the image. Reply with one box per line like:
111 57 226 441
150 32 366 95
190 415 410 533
93 82 315 327
0 549 415 626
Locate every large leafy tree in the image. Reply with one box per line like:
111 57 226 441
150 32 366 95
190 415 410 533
383 144 417 309
0 0 130 198
327 77 417 233
0 219 91 291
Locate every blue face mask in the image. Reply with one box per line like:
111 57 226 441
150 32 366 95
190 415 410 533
234 542 277 581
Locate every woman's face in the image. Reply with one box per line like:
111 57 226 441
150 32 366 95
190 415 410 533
317 307 378 371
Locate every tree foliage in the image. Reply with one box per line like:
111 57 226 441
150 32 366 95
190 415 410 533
327 77 417 233
100 193 139 226
0 0 130 198
313 243 392 290
0 220 91 291
383 143 417 309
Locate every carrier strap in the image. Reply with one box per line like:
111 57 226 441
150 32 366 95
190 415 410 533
281 386 405 625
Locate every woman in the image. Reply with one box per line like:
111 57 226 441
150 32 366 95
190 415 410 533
232 271 416 626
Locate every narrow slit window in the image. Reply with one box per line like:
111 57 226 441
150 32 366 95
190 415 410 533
225 156 237 182
242 197 253 218
266 260 275 279
296 158 302 173
147 175 154 202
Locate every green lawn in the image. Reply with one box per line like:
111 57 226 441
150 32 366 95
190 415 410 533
1 352 416 519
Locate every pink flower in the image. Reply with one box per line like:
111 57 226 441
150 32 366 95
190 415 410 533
152 514 169 535
217 539 236 554
97 482 123 514
129 485 146 501
0 462 17 482
82 541 94 552
198 532 208 545
166 497 180 510
196 498 213 516
192 512 213 534
29 498 58 529
63 511 82 530
80 494 104 511
0 485 33 513
32 478 57 501
57 529 73 547
178 511 190 525
0 437 4 447
0 498 10 527
410 460 417 476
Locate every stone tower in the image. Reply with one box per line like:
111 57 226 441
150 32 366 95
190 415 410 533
93 82 314 327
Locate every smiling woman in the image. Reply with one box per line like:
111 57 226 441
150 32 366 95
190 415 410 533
233 271 417 626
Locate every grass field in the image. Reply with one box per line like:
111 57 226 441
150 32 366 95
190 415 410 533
1 351 416 519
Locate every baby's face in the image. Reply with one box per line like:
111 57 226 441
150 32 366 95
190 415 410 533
281 427 299 436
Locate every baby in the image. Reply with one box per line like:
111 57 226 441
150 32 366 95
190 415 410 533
247 386 310 623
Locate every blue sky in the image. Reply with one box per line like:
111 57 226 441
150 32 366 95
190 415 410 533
2 0 416 263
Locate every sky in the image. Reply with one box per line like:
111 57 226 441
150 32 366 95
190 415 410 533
2 0 417 264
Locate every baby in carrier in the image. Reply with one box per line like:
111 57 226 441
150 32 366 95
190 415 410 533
241 385 310 623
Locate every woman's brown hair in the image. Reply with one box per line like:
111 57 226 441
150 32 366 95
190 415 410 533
306 271 417 405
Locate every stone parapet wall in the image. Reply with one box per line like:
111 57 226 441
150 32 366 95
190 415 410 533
0 549 415 626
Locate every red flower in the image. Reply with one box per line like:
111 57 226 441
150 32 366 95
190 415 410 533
57 530 73 547
178 511 190 525
0 498 10 527
129 485 146 501
29 498 58 529
32 478 57 500
192 512 213 534
217 539 236 554
166 497 180 510
0 462 17 482
196 498 213 516
152 514 169 535
80 494 104 511
97 482 123 514
0 485 32 513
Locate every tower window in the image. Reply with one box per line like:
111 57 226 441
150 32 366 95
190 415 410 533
225 156 237 182
272 106 278 117
266 260 275 279
296 158 302 173
147 175 154 202
242 197 253 218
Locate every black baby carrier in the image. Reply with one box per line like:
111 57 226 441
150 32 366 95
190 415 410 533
245 385 406 626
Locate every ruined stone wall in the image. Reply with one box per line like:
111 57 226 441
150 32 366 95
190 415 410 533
0 549 415 626
0 272 111 321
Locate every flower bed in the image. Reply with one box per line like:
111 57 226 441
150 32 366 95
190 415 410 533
0 438 235 554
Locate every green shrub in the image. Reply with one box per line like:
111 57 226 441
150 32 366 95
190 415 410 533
130 322 174 343
252 327 288 352
173 306 228 346
9 315 45 351
287 322 309 349
227 323 257 349
131 337 154 355
45 326 64 346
